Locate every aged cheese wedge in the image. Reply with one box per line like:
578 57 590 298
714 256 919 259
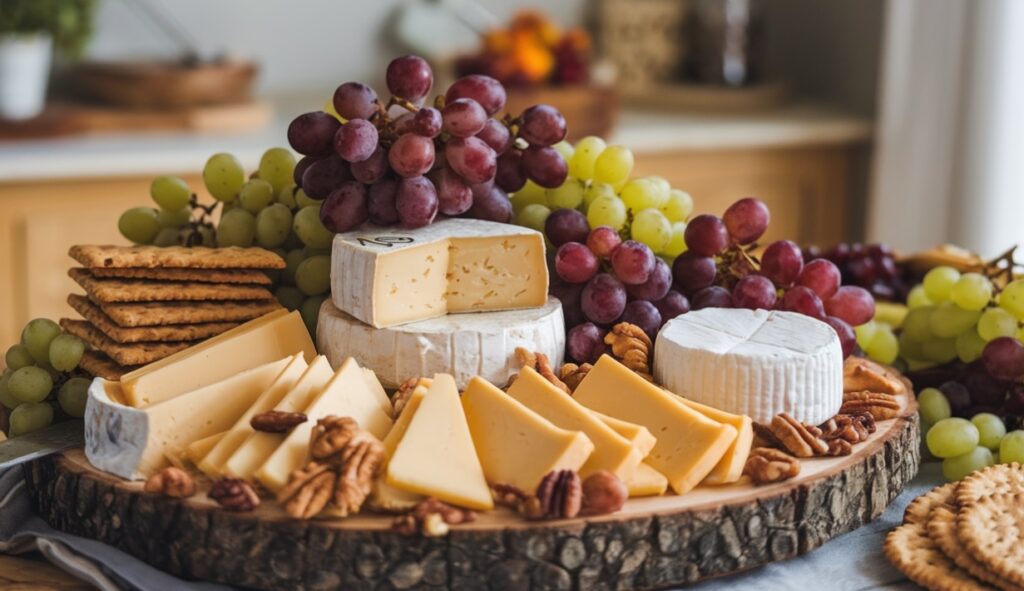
84 357 292 480
221 357 333 480
573 355 737 495
196 354 308 477
255 358 393 492
679 398 753 485
362 367 394 419
626 463 668 497
591 411 657 458
462 376 594 492
185 431 225 464
386 374 492 510
370 378 433 511
331 219 548 328
506 366 642 479
119 310 315 407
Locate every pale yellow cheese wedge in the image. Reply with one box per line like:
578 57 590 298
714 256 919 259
370 378 432 511
362 367 394 419
197 354 308 477
221 357 333 480
386 374 493 510
185 431 226 464
591 411 657 458
255 357 393 492
573 355 737 495
462 376 594 493
679 398 753 485
507 366 642 479
626 463 668 497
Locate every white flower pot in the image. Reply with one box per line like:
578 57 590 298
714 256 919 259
0 33 53 120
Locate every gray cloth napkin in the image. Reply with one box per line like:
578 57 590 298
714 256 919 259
0 462 942 590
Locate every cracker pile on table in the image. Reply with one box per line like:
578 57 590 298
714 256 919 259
63 245 284 380
885 463 1024 590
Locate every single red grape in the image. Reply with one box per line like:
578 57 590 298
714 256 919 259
388 133 435 177
626 258 672 301
691 286 734 310
385 55 433 102
301 155 351 200
822 315 855 358
581 273 627 324
395 176 438 228
442 98 488 138
621 300 662 340
760 240 804 286
333 82 378 120
477 119 512 155
520 145 568 188
610 240 656 285
446 137 497 184
567 322 608 364
586 226 622 260
467 184 513 223
494 150 526 193
722 197 770 245
320 181 368 233
446 75 506 116
683 214 729 257
366 178 399 225
672 252 717 295
334 119 379 163
518 104 567 147
824 285 875 326
411 107 442 138
796 259 842 299
545 209 590 246
732 274 778 310
555 242 599 284
782 285 826 319
655 291 690 323
428 167 473 216
983 337 1024 381
349 146 389 184
288 111 340 157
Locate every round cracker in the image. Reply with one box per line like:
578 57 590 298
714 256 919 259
928 505 1023 591
958 493 1024 588
884 521 993 591
905 482 958 524
957 463 1024 507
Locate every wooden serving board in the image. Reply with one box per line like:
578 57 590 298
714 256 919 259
23 412 919 591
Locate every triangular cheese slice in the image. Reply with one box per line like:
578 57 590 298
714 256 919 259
626 463 668 497
591 411 657 458
386 374 493 510
679 398 753 485
186 431 226 465
370 378 432 511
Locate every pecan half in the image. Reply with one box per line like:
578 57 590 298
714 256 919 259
391 497 476 537
605 323 653 380
559 362 592 392
491 483 530 509
535 470 583 520
581 471 627 516
514 347 570 393
251 410 307 433
843 356 904 394
144 467 195 498
840 391 901 421
770 413 828 458
744 447 801 484
819 412 876 444
826 438 853 456
309 416 361 462
277 461 334 519
751 421 783 449
209 478 260 512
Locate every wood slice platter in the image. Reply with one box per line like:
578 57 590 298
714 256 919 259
23 412 919 591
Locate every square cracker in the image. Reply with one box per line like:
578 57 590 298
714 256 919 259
60 318 192 366
93 298 282 327
67 294 239 343
88 267 272 285
69 245 285 270
79 350 139 381
69 268 274 303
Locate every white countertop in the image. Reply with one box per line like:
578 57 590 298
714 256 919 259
0 98 872 183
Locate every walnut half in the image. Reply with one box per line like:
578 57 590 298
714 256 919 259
744 447 800 484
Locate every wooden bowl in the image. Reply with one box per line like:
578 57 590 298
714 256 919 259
504 84 619 141
72 60 258 110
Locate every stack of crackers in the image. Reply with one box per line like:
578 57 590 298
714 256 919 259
885 463 1024 590
63 245 285 380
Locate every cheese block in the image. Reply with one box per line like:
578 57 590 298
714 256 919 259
385 374 492 510
679 398 753 485
185 431 225 464
591 411 657 458
221 357 333 480
331 219 548 328
84 357 292 480
255 358 393 492
317 298 565 390
196 354 308 477
462 376 594 492
573 355 737 495
626 463 669 497
506 366 642 479
653 309 843 424
370 379 432 512
119 310 316 407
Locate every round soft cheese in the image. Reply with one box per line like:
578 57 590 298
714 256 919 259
653 308 843 424
317 297 565 390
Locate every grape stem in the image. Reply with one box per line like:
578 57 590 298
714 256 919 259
387 96 420 114
983 245 1021 293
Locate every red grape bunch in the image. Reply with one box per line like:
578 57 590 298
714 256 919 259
806 242 909 302
286 55 569 233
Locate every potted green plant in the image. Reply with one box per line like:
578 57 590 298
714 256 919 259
0 0 95 120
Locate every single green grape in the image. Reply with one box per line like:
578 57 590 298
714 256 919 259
8 366 53 404
901 307 934 342
277 184 298 209
0 370 19 410
217 208 257 247
865 326 899 365
568 136 607 180
971 413 1006 450
898 331 924 361
921 337 958 364
593 145 634 186
927 417 980 458
918 387 952 425
660 189 694 222
545 178 585 209
152 227 180 247
149 175 191 210
275 285 305 311
999 430 1024 464
118 207 160 244
955 328 987 363
923 266 961 302
282 249 305 286
586 195 628 231
9 402 55 436
292 206 334 249
620 178 665 211
999 279 1024 320
552 140 574 162
511 180 546 212
977 307 1018 341
239 178 275 213
516 204 551 233
582 182 615 210
258 147 297 194
942 446 994 481
58 377 91 418
294 188 319 209
631 208 672 253
929 301 981 338
295 255 331 296
155 206 192 229
855 320 878 350
661 221 688 258
203 152 245 201
21 319 61 363
256 203 294 249
647 176 671 201
907 284 933 309
950 273 993 311
300 294 327 337
48 333 84 372
5 344 34 371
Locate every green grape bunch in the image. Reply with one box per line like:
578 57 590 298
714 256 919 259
2 318 90 437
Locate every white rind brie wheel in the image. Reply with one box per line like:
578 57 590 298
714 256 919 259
653 308 844 425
